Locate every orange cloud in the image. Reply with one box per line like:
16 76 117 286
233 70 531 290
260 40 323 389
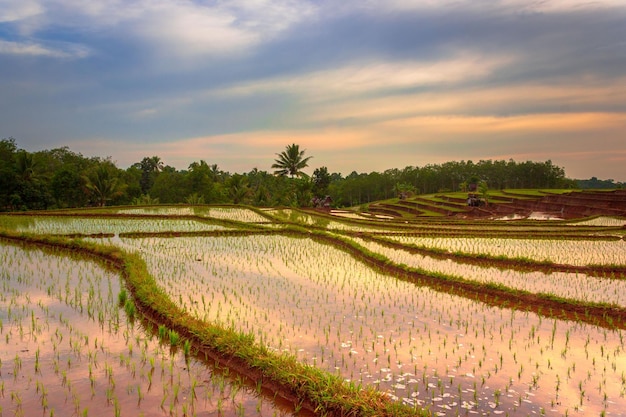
305 80 626 125
380 112 626 135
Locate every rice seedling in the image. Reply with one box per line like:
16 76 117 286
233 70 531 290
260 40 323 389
3 207 624 416
0 240 297 417
350 236 626 307
116 232 626 415
386 234 626 267
3 215 228 236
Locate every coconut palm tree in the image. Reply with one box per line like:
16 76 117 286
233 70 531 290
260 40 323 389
137 156 164 194
15 150 37 181
271 143 312 178
227 174 251 204
85 163 126 207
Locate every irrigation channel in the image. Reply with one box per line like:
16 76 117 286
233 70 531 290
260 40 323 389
1 206 626 417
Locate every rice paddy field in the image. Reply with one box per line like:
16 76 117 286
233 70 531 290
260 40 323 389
1 205 626 417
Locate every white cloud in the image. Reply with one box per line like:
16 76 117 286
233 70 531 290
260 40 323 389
362 0 625 13
212 52 511 100
0 0 46 36
0 39 89 58
131 0 315 58
0 0 43 22
133 2 256 57
500 0 626 12
2 0 315 60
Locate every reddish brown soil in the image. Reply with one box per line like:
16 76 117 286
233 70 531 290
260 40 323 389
478 190 626 219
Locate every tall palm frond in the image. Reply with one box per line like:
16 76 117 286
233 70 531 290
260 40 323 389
271 144 312 178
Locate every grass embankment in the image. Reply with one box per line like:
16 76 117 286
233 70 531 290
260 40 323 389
0 230 425 417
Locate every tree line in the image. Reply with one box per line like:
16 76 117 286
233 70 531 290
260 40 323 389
0 137 591 211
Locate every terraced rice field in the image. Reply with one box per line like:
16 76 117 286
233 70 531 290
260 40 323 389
0 242 297 417
1 206 625 417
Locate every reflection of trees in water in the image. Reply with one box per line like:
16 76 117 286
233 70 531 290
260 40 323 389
283 209 330 229
311 215 330 229
287 209 307 224
0 215 36 231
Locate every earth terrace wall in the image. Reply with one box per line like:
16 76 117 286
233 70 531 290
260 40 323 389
499 199 626 218
498 191 626 218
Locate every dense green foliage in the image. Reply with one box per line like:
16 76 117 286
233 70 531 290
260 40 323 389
0 137 597 211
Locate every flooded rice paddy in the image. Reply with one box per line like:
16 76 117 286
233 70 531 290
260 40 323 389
2 209 626 416
352 237 626 306
112 234 626 416
0 216 228 236
386 235 626 266
0 243 299 417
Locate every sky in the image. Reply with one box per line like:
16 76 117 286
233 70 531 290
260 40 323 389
1 0 625 181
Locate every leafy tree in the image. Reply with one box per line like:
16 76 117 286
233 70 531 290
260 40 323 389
246 168 276 206
478 180 489 204
0 138 18 210
134 156 164 195
292 177 313 207
84 161 126 206
15 150 37 181
132 194 160 205
123 165 143 202
394 182 416 197
208 163 223 182
227 174 251 204
150 168 188 203
51 168 88 208
576 177 622 189
12 150 53 210
271 144 312 178
185 193 205 205
186 160 227 203
312 166 331 197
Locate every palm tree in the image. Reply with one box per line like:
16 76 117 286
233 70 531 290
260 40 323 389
185 193 205 205
478 180 489 205
85 164 125 206
15 151 37 181
138 156 164 194
132 194 160 205
271 144 312 178
227 174 251 204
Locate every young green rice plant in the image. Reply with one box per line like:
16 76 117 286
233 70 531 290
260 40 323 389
124 298 136 320
183 339 191 358
118 289 127 306
4 215 229 236
158 324 167 341
168 329 180 346
386 234 626 267
0 240 293 417
351 236 626 307
7 210 624 416
118 232 626 416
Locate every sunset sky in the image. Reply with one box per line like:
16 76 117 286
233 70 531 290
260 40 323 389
1 0 625 180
